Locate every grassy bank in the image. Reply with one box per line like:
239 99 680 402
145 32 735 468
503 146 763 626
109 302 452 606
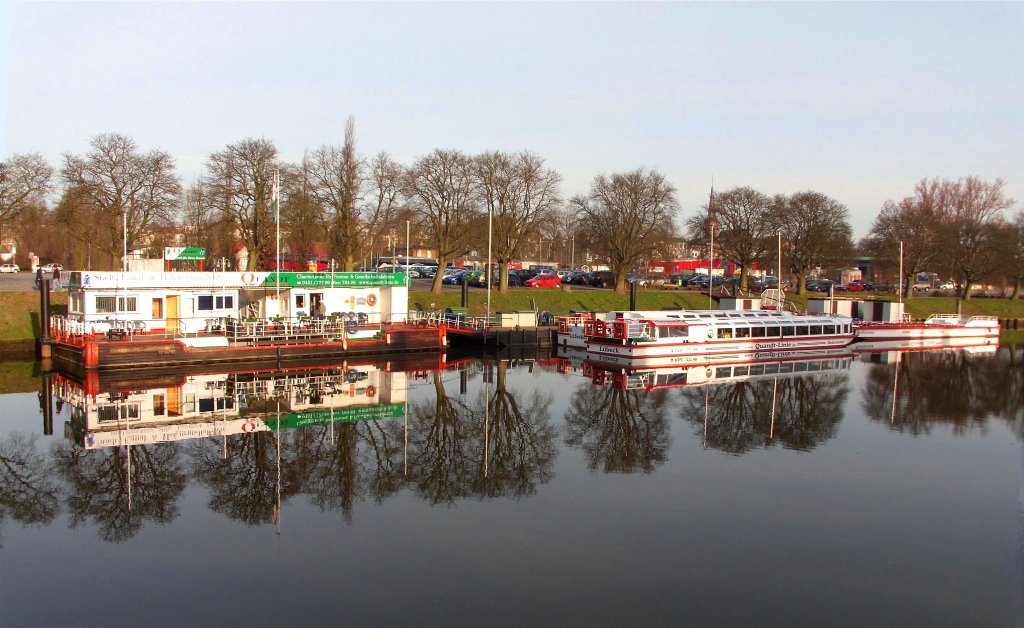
409 286 1024 319
0 292 67 351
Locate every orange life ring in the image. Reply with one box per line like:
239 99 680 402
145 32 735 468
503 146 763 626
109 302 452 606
366 385 377 398
367 293 377 306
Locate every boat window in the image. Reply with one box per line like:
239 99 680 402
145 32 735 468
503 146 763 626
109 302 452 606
793 362 808 372
735 327 751 338
215 295 234 309
779 363 794 373
781 326 795 337
810 325 822 335
97 403 141 422
296 294 306 309
763 364 779 375
750 364 765 376
752 326 766 338
198 295 213 310
664 373 688 386
766 326 780 337
669 327 689 338
69 293 83 313
795 326 809 336
824 324 835 335
734 366 749 376
717 328 733 339
716 367 731 377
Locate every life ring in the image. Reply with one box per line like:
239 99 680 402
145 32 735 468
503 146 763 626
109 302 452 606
345 369 360 383
345 319 359 335
366 385 377 398
367 293 377 306
707 327 715 340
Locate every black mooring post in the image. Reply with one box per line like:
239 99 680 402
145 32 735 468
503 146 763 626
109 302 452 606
40 279 51 339
460 369 468 395
41 373 54 436
461 278 469 308
629 281 638 310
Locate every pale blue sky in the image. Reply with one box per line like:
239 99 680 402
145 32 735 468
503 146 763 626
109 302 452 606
3 2 1022 237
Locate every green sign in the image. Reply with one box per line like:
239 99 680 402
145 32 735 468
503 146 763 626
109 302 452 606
260 272 407 288
165 247 207 261
268 403 406 430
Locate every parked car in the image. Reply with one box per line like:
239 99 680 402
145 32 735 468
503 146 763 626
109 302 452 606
524 273 562 288
514 268 541 281
465 270 489 287
568 271 592 286
442 269 471 285
938 281 957 290
40 263 63 273
0 263 20 273
588 271 615 288
667 273 695 286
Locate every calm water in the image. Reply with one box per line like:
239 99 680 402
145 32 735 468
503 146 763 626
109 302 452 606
1 345 1022 626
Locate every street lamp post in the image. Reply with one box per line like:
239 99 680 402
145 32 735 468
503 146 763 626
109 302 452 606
486 205 493 323
122 210 128 272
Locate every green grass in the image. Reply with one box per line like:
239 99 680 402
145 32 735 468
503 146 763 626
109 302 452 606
0 360 42 394
0 291 67 343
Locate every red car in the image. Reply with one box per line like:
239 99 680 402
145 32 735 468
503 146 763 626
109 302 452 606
838 281 866 292
524 273 562 288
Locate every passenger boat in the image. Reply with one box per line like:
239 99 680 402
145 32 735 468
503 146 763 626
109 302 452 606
581 310 854 367
853 314 1000 342
585 349 853 391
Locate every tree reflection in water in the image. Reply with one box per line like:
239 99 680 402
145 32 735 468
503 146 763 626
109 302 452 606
0 432 60 539
679 372 849 455
564 383 671 473
189 430 300 526
408 363 557 504
293 418 405 524
862 345 1024 436
473 361 556 499
51 442 186 543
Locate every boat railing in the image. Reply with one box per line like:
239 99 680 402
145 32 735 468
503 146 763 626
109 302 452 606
925 314 962 324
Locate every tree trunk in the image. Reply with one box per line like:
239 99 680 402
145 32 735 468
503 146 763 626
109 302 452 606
1012 278 1021 300
614 274 627 294
344 256 355 272
499 261 509 294
430 256 446 294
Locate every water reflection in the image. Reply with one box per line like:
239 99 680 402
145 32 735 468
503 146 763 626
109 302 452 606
862 343 1024 435
9 342 1020 544
574 351 853 456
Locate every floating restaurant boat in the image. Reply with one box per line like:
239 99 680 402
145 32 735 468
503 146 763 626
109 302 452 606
853 314 1000 342
45 270 446 371
578 310 854 367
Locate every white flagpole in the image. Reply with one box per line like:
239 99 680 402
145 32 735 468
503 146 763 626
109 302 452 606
274 169 281 310
898 240 904 306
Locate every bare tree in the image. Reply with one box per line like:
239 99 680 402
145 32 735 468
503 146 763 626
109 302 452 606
775 191 853 295
0 153 53 245
570 169 678 293
404 149 480 294
204 138 280 271
475 151 561 292
60 133 181 268
282 157 325 264
306 118 363 270
1008 210 1024 300
686 186 775 290
863 180 946 299
934 177 1014 299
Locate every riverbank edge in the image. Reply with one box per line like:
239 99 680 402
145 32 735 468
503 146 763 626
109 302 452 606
4 288 1024 345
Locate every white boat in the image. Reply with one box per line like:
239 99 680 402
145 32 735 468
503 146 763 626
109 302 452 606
581 310 855 366
853 314 1000 342
586 349 854 391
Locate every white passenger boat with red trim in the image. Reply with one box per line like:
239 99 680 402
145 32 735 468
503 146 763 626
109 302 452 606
853 314 1000 342
582 310 855 367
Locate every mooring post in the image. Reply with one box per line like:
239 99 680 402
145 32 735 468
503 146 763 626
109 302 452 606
629 281 638 310
41 372 54 436
461 278 469 308
40 278 51 339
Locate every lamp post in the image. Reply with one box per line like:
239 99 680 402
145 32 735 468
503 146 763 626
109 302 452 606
708 219 718 310
122 210 128 272
405 220 410 288
486 205 493 323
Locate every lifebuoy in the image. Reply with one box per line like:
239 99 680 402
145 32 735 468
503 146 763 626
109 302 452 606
345 369 360 383
367 293 377 306
707 327 715 340
366 385 377 398
345 319 359 335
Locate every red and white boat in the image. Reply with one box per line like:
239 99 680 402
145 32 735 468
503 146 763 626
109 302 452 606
853 314 1000 342
582 310 855 367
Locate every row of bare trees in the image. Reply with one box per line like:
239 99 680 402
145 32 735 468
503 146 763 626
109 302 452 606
862 177 1020 299
1 127 1017 297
